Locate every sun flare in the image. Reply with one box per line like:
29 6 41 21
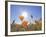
21 12 28 18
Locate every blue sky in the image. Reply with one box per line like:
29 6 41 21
10 5 42 24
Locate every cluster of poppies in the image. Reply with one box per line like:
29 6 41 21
11 16 42 32
19 16 28 28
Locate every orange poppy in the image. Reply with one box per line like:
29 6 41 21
16 23 19 27
22 21 28 28
19 16 24 21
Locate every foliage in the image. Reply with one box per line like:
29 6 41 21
11 16 42 32
11 20 42 32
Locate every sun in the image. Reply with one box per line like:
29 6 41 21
21 12 28 18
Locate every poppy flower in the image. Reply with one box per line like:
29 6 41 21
19 16 24 21
16 23 19 27
22 21 28 28
15 23 19 31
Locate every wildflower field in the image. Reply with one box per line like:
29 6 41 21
11 16 42 32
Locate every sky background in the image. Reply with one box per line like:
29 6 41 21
10 5 42 24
